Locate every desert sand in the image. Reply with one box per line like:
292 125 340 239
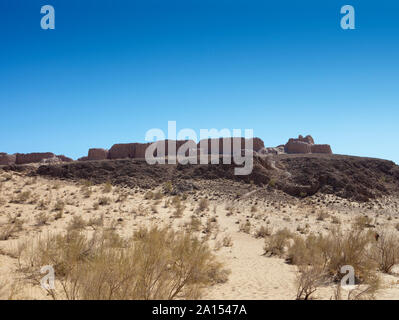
1 165 399 300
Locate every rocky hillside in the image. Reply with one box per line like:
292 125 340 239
4 153 397 202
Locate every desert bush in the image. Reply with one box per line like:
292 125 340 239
11 191 31 204
354 215 373 229
331 216 341 224
203 217 218 236
35 212 49 226
67 216 87 231
22 227 227 300
250 205 257 213
286 233 329 267
222 235 233 247
239 221 251 234
54 200 65 212
98 196 111 206
370 231 399 273
189 216 201 232
198 198 209 212
286 227 376 284
81 186 92 198
87 215 104 229
153 191 163 200
0 224 16 241
333 274 380 300
316 211 329 221
255 225 272 238
102 181 112 193
295 265 329 300
144 191 154 200
36 199 48 210
163 181 173 194
263 228 293 256
172 196 184 218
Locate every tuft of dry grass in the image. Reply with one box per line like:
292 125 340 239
239 221 251 234
67 216 87 231
102 181 112 193
263 228 293 256
11 191 31 204
35 212 49 226
98 196 111 206
222 235 233 247
198 198 209 212
255 225 272 238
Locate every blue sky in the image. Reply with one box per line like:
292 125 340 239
0 0 398 162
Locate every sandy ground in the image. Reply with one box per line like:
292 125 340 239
1 170 399 300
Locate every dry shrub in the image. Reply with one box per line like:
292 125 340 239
22 227 227 300
35 212 49 226
222 235 233 247
0 224 17 241
295 265 329 300
172 196 185 218
87 215 104 229
288 227 381 299
354 215 373 229
316 211 329 221
203 217 218 235
102 181 112 193
81 185 92 198
198 198 209 212
67 216 87 231
153 191 163 200
98 196 111 206
11 191 31 204
255 225 272 238
326 228 376 283
54 200 65 212
239 221 251 234
189 216 201 232
163 181 173 194
144 191 154 200
370 231 399 273
288 228 376 283
36 199 48 210
333 275 380 300
263 228 292 256
331 216 340 224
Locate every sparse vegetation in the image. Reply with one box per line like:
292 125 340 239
102 181 112 193
198 198 209 212
222 235 233 247
370 231 399 273
11 191 31 204
67 215 87 231
98 196 111 206
263 228 292 256
239 221 251 234
21 227 228 300
255 225 272 238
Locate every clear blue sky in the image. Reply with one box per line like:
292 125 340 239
1 0 398 162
